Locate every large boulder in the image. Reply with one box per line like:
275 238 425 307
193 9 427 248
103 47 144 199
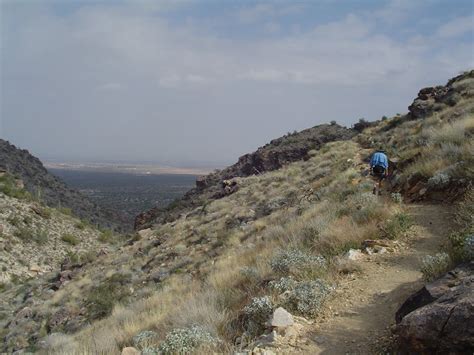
395 262 474 353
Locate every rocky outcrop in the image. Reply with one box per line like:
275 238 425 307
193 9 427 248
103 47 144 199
0 139 126 230
395 262 474 354
135 124 355 230
408 70 474 119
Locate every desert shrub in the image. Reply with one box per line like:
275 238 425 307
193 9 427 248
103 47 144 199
353 118 372 132
36 206 52 219
428 172 450 188
133 330 159 350
58 207 73 216
86 274 131 320
420 252 451 281
14 227 48 244
282 279 331 317
99 229 114 243
0 175 30 200
270 249 326 279
348 192 381 224
455 189 474 230
465 235 474 261
75 220 89 230
243 296 273 336
61 233 79 246
158 325 218 354
239 266 260 286
8 215 21 227
268 277 298 293
449 232 474 263
391 192 403 204
384 212 413 239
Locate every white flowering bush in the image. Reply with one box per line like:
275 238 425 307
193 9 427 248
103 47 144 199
420 253 451 281
391 192 403 204
428 172 450 188
158 325 218 354
282 279 331 317
243 296 273 336
268 277 298 293
270 249 326 277
133 330 158 350
464 235 474 260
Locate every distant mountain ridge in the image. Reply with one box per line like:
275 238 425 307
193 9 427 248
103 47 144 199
0 139 127 230
135 123 356 229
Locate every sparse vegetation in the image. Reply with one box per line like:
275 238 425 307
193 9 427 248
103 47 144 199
58 207 73 216
86 273 131 320
14 226 48 244
2 72 473 354
0 174 31 200
383 212 413 239
420 252 451 281
61 233 80 246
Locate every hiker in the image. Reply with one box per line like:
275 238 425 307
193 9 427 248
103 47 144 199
370 149 388 195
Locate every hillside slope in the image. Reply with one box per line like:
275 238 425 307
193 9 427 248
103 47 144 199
0 190 104 284
1 71 473 353
135 123 355 229
0 140 127 230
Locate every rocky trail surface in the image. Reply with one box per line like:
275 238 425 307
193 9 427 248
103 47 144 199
307 204 453 354
254 204 454 354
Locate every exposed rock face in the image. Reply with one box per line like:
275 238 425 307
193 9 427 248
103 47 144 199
0 139 126 230
135 124 355 230
407 70 473 120
395 262 474 354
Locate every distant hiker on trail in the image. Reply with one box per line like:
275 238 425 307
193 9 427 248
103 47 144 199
370 149 388 195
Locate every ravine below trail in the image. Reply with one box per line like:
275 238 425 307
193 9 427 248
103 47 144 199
274 204 454 354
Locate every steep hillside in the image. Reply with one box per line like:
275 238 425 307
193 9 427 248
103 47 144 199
0 190 104 284
1 71 473 354
135 123 355 229
0 140 127 230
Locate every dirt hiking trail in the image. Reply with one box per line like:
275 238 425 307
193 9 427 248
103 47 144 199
298 204 454 354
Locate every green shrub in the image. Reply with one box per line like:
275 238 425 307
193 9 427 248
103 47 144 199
99 229 114 243
239 266 260 284
75 220 88 230
449 232 474 263
58 207 73 216
384 212 413 239
420 253 450 281
33 206 52 219
14 227 48 244
61 233 79 246
7 215 21 227
86 274 131 320
158 325 218 354
0 175 30 200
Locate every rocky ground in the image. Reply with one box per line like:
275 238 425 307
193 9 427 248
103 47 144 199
0 192 103 284
240 204 458 354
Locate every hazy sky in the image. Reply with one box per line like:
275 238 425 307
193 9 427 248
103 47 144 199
1 0 473 166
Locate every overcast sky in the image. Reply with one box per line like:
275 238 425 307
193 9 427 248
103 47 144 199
1 0 473 166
